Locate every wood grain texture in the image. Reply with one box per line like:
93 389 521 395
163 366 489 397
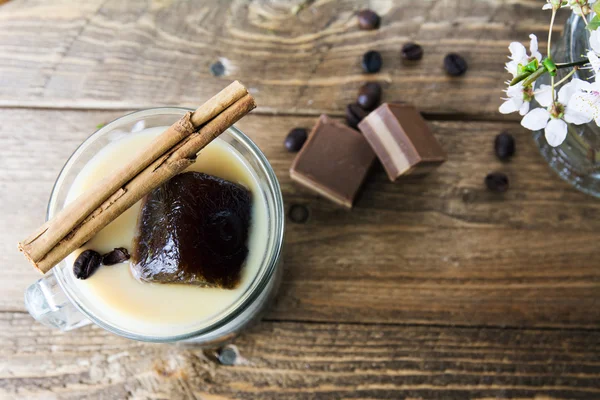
1 313 599 400
2 109 599 328
2 1 598 397
0 0 566 118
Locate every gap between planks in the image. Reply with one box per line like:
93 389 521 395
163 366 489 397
3 309 599 333
0 104 518 124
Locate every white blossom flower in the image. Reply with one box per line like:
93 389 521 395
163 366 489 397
586 50 600 77
543 0 565 10
568 0 596 16
521 79 592 146
499 82 551 116
545 0 598 14
568 80 600 125
505 34 543 77
499 9 600 147
589 30 600 56
568 54 600 124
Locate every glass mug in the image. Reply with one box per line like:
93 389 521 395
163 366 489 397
24 108 285 345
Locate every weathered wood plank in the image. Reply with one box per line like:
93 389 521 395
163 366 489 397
1 313 599 400
2 109 599 328
0 0 565 118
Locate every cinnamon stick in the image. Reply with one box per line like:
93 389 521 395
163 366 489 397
19 83 256 274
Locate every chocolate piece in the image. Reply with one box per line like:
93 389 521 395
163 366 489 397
358 104 446 181
290 115 375 208
131 172 251 289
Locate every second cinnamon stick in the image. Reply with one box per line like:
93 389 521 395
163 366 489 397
20 87 256 274
20 81 248 265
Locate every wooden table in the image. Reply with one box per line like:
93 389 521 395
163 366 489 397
1 1 599 399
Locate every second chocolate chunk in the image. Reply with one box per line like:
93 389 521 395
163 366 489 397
290 115 375 208
358 103 446 181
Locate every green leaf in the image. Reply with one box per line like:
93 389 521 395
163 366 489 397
594 2 600 15
509 72 530 86
522 66 547 87
523 58 539 73
96 123 106 129
516 58 539 76
587 15 600 31
543 58 557 77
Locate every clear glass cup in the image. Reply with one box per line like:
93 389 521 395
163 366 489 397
24 108 285 345
533 14 600 197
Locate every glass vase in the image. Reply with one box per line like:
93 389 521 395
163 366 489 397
533 14 600 197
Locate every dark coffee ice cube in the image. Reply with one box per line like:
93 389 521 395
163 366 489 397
131 172 252 289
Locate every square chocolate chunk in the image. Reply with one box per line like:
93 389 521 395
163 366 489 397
358 103 446 181
290 115 376 208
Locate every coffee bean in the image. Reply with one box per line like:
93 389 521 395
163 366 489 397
284 128 308 152
494 132 516 161
288 204 309 224
102 247 130 265
73 249 102 280
485 172 509 193
345 103 368 129
362 51 382 73
444 53 468 76
401 42 423 61
357 82 382 111
357 9 380 30
217 345 238 366
210 61 225 77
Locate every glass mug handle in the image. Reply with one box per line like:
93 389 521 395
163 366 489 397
24 270 91 331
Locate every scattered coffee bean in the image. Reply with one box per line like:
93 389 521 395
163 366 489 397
494 132 516 161
284 128 308 152
345 103 368 129
362 50 383 73
357 9 380 30
357 82 382 111
485 172 509 193
288 204 309 223
218 345 238 365
444 53 468 76
210 60 225 77
73 250 102 280
401 42 423 61
102 247 130 265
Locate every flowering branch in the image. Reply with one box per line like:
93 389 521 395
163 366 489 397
520 66 546 87
556 59 591 68
512 57 588 87
547 6 557 102
500 0 600 147
548 8 557 56
555 67 580 86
